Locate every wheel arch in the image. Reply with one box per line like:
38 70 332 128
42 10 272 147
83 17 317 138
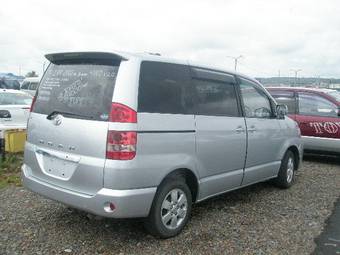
286 145 300 170
158 168 199 203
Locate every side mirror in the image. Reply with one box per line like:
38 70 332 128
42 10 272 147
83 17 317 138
276 104 288 119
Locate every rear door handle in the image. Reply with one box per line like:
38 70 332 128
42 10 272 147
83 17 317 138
248 126 256 133
235 126 245 133
35 148 80 163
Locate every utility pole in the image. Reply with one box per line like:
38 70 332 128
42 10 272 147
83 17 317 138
290 69 302 87
226 55 243 71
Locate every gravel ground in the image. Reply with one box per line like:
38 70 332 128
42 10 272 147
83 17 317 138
0 156 339 255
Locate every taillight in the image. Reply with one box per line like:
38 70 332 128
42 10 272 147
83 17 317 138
109 103 137 123
106 131 137 160
30 96 37 112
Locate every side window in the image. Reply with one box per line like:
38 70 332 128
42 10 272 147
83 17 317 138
138 61 191 114
21 82 30 90
270 91 296 114
298 92 338 117
191 76 239 117
29 82 38 90
239 78 273 118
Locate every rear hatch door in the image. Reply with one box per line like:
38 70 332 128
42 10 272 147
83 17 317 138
0 92 31 128
25 53 121 195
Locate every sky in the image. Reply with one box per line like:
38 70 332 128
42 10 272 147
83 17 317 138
1 0 340 78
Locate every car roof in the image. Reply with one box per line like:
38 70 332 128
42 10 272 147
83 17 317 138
23 77 40 82
45 51 260 85
0 89 32 95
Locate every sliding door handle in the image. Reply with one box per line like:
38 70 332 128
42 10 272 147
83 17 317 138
248 126 257 133
235 126 245 133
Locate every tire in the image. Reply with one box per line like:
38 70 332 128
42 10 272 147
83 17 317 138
274 150 296 189
144 176 192 238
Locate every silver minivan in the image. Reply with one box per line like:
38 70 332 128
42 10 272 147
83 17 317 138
22 51 303 238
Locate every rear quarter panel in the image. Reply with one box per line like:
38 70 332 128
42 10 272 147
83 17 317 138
103 113 198 190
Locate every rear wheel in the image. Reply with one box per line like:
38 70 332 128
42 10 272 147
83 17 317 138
274 150 296 188
144 176 192 238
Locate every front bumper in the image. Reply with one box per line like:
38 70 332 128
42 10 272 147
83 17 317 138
298 143 304 169
22 164 156 218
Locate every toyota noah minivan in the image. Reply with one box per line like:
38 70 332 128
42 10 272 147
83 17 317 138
22 51 303 238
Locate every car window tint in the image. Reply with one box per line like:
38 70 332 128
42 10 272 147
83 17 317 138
239 78 272 118
29 82 39 90
326 90 340 102
138 61 191 114
21 82 30 90
33 62 119 121
191 77 239 117
270 91 296 114
298 92 338 117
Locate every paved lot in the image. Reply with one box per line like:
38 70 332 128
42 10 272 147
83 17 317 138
0 156 339 255
314 196 340 254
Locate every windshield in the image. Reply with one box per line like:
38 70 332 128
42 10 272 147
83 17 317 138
32 61 120 121
0 93 32 105
326 90 340 102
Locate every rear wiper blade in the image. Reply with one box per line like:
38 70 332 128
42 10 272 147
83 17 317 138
46 110 94 120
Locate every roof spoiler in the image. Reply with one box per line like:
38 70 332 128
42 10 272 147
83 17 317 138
45 52 128 63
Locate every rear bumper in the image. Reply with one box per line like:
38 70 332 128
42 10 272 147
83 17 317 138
22 164 156 218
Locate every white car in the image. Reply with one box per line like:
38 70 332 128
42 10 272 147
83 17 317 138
0 89 32 131
20 77 40 96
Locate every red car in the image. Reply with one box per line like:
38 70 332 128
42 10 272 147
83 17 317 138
267 87 340 155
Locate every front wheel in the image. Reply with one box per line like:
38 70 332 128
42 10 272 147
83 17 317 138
144 177 192 238
274 150 296 189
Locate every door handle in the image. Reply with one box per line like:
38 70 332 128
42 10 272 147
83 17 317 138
35 148 80 163
235 126 245 133
248 126 256 133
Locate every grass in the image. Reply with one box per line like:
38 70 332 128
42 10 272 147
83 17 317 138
0 153 23 189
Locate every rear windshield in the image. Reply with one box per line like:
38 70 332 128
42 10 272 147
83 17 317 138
33 61 120 121
0 93 32 105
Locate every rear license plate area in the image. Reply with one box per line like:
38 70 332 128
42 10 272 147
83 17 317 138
42 156 77 180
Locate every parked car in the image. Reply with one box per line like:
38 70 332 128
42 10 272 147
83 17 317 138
267 87 340 154
0 89 32 130
22 51 303 238
0 78 21 90
20 77 40 96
